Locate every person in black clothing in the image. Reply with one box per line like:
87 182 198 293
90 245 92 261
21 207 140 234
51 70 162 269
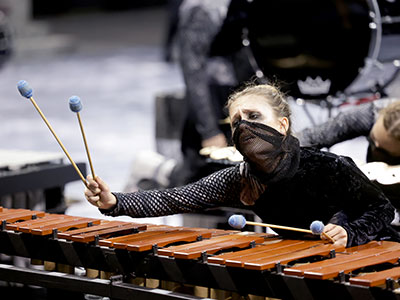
169 0 255 186
297 98 400 212
297 98 400 166
126 0 242 190
85 83 397 247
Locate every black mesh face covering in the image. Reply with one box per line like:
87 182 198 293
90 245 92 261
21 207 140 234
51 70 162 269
233 120 300 184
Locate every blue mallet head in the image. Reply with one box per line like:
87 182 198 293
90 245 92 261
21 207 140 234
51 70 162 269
17 80 33 98
310 220 324 235
69 96 82 113
228 214 246 229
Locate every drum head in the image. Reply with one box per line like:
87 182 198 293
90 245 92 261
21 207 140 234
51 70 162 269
247 0 372 99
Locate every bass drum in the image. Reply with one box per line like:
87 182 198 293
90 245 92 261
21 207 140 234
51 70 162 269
244 0 400 99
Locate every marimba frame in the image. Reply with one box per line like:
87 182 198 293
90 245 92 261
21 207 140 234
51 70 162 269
1 208 400 300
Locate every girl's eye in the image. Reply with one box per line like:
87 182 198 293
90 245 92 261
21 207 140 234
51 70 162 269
232 120 239 127
249 113 259 120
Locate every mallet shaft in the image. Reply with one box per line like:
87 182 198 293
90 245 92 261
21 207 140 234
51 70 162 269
322 232 335 243
29 97 87 186
76 112 95 178
245 221 312 234
245 220 335 243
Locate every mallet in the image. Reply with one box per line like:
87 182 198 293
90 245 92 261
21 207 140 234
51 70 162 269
69 96 96 179
17 80 87 187
228 214 335 243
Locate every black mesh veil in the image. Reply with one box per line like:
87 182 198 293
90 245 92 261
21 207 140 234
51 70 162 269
233 120 300 184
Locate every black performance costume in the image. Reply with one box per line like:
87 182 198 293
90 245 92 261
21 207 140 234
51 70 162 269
103 122 397 247
172 0 254 185
297 98 400 209
178 0 235 143
297 98 400 165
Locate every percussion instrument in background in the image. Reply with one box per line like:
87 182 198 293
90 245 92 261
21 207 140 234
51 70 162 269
358 161 400 185
356 161 400 209
239 0 400 99
0 149 86 213
1 208 400 300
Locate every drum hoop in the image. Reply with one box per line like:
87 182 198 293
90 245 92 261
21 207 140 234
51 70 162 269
240 27 267 83
344 0 395 96
358 0 382 76
368 0 382 61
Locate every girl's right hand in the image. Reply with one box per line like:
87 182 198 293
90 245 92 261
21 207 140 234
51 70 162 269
85 175 117 210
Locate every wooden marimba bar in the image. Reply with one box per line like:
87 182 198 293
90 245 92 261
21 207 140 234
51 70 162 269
1 207 400 300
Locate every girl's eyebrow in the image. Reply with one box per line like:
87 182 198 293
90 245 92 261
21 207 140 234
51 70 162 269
231 108 259 120
241 108 257 113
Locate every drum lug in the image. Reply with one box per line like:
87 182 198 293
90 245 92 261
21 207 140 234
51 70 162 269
196 235 203 241
250 241 256 248
369 22 377 30
52 229 58 239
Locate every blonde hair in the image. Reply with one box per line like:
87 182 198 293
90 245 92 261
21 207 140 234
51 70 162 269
382 100 400 141
226 82 292 135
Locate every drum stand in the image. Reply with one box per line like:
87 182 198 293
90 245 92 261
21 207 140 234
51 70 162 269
292 70 397 128
291 95 346 129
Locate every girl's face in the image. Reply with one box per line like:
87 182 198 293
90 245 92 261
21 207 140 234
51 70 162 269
228 95 288 135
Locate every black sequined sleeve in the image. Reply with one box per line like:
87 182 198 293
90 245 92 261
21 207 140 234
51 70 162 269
102 166 243 218
328 156 395 246
297 101 377 148
177 3 225 140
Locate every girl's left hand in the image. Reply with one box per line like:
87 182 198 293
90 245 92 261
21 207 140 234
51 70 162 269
322 223 348 247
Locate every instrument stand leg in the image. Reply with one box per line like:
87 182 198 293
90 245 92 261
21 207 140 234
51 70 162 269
293 94 347 132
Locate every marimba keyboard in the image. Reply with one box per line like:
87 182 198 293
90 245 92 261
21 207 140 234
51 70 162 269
1 207 400 300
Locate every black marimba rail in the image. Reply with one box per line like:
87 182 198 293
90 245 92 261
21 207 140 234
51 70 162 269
0 263 207 300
